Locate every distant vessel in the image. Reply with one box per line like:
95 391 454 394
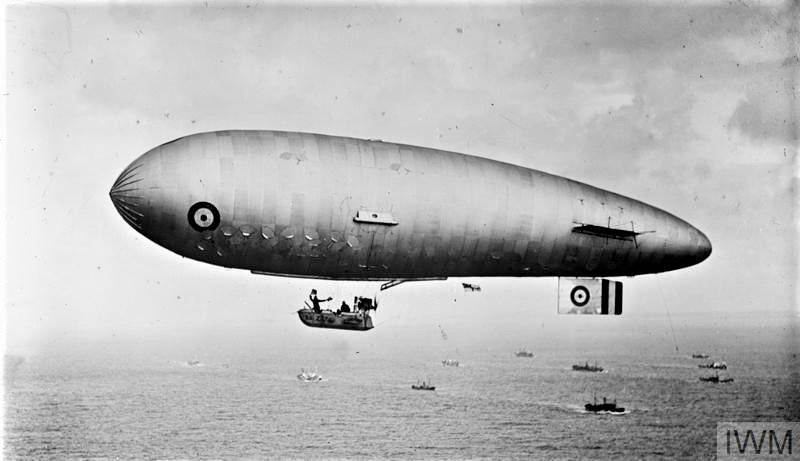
698 362 727 370
573 361 604 372
585 396 625 413
297 369 323 382
187 360 201 367
691 353 710 359
515 349 534 358
442 359 459 367
412 380 435 391
699 374 733 383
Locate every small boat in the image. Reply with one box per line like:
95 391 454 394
699 374 734 383
442 359 459 367
187 360 201 367
298 296 376 331
297 368 323 382
515 349 534 358
573 361 604 372
585 396 625 413
692 353 710 359
298 308 374 331
412 380 435 391
698 362 727 370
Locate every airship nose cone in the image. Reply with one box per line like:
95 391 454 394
697 229 712 262
680 224 712 268
658 218 713 272
109 162 145 230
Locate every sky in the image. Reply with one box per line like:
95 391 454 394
3 1 798 358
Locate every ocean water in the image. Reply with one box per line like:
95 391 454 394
6 324 799 460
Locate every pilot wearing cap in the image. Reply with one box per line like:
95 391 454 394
309 289 331 313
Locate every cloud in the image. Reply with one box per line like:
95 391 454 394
6 1 799 352
728 61 799 144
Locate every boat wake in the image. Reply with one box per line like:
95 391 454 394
563 404 630 415
582 409 630 415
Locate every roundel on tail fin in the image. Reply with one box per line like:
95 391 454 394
558 278 622 315
570 285 590 306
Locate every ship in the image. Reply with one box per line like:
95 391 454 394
412 380 435 391
698 362 727 370
585 396 625 413
691 353 710 359
297 368 323 382
442 359 459 367
699 374 734 383
573 361 604 372
515 349 534 358
298 296 376 331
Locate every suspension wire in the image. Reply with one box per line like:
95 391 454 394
656 275 680 353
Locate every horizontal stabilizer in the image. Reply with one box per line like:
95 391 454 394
571 223 640 241
558 278 622 315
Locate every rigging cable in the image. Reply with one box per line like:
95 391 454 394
656 275 680 353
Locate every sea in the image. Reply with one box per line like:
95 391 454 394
5 320 799 460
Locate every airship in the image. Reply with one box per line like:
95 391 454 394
110 130 711 316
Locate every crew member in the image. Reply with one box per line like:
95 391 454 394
340 300 350 313
309 289 331 313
